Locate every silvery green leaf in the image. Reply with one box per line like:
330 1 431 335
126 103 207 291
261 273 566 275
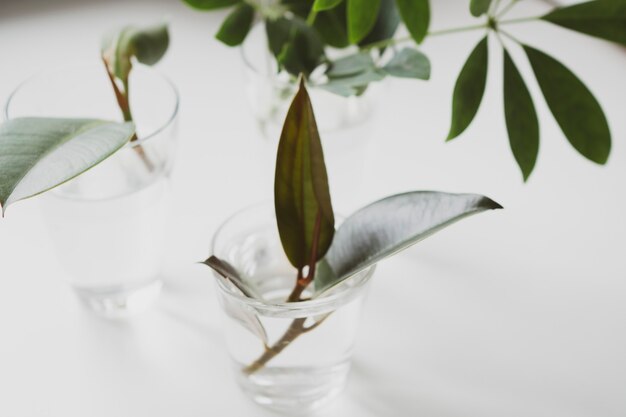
0 118 134 214
315 191 502 293
320 69 386 97
202 256 263 300
327 52 375 77
383 48 430 79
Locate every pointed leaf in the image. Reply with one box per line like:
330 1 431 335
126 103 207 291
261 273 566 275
102 23 169 81
182 0 239 10
215 3 255 46
359 0 401 47
470 0 492 17
314 0 343 11
447 36 489 141
524 45 611 164
395 0 430 43
275 80 335 269
316 191 502 293
0 118 134 214
503 49 539 181
202 256 262 299
347 0 382 44
542 0 626 46
383 48 430 79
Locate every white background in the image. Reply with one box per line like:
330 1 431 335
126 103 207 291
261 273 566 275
1 0 625 416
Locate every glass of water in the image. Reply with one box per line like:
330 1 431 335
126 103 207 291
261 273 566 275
211 203 375 413
5 62 179 317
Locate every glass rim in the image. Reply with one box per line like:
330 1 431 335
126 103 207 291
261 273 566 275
211 201 376 313
3 60 180 149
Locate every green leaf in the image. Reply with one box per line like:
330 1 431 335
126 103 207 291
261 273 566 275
0 118 134 214
275 80 335 269
347 0 382 44
542 0 626 46
359 0 401 47
315 5 350 48
395 0 430 43
320 69 385 96
314 0 343 11
267 17 325 76
503 50 539 181
316 191 502 293
524 45 611 164
447 36 489 141
327 52 375 77
182 0 239 10
102 23 169 81
470 0 492 17
215 3 255 46
383 48 430 79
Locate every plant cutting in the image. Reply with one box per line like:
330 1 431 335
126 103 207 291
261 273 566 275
203 79 502 411
184 0 624 180
1 23 176 316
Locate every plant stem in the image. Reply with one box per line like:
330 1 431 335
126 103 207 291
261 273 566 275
499 15 542 25
363 23 489 51
496 0 518 18
306 8 318 26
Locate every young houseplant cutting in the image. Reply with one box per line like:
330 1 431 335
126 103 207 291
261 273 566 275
1 23 176 316
204 79 502 412
184 0 623 181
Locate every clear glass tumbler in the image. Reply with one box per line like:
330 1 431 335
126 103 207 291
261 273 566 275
212 203 375 413
5 62 179 317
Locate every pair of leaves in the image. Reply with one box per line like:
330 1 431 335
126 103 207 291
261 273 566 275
0 118 135 214
448 34 610 180
101 23 169 82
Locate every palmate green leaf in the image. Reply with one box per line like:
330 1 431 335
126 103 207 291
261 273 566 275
470 0 492 17
275 80 335 269
395 0 430 44
542 0 626 46
315 191 502 293
359 0 401 47
524 45 611 164
447 36 489 141
101 23 169 81
383 48 430 79
0 118 134 214
347 0 382 44
503 50 539 181
182 0 239 10
315 3 350 48
215 3 255 46
313 0 343 11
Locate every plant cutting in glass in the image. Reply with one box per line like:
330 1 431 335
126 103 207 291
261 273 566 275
184 0 624 180
0 23 169 215
203 79 503 374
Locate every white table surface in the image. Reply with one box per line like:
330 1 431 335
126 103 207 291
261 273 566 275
1 1 625 416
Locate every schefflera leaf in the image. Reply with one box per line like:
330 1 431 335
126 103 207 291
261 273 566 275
503 49 539 181
447 36 489 141
470 0 492 17
182 0 238 10
313 0 344 12
215 3 255 46
542 0 626 47
101 22 169 82
315 192 502 293
0 118 134 214
275 80 335 270
347 0 382 44
395 0 430 44
523 45 611 164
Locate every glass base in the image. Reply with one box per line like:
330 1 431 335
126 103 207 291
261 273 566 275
73 279 162 318
234 362 350 414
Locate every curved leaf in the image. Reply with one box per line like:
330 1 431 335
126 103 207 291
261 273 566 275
275 80 335 269
0 118 134 214
327 52 375 77
447 36 489 141
102 23 169 81
182 0 239 10
395 0 430 44
216 3 255 46
523 45 611 164
470 0 492 17
503 49 539 181
313 0 343 11
315 4 350 48
359 0 401 47
316 191 502 293
542 0 626 46
383 48 430 79
202 256 262 299
347 0 382 44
